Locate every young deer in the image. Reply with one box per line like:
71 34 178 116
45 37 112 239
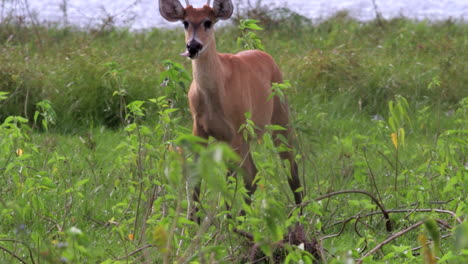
159 0 303 209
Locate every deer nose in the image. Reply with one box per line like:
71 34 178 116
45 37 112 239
186 40 203 57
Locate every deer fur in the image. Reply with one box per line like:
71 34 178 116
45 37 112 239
159 0 303 211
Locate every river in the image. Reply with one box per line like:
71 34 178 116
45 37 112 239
1 0 467 29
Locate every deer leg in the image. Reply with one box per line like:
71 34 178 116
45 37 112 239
279 147 302 206
231 135 258 205
273 129 303 206
190 120 208 223
191 184 202 224
271 97 303 206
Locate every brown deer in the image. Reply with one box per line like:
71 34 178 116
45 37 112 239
159 0 303 211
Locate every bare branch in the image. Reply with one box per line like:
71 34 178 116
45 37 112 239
304 190 393 232
117 244 155 260
0 239 36 264
321 217 353 241
411 234 451 255
0 245 28 264
435 219 452 230
327 208 462 233
233 227 254 241
363 147 383 203
430 199 455 205
356 221 424 264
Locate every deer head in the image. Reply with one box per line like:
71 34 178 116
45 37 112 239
159 0 234 59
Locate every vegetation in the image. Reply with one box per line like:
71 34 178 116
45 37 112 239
0 7 467 264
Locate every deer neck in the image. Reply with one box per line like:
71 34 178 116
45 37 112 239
192 42 223 94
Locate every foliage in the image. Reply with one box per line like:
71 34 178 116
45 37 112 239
34 99 57 131
0 9 467 264
237 19 265 51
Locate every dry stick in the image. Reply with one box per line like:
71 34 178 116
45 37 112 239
320 217 354 241
23 0 43 47
430 199 455 205
134 126 144 241
24 87 29 120
362 148 383 203
0 239 36 264
354 215 365 238
356 221 424 264
176 216 212 263
117 244 155 260
0 245 28 264
371 0 384 27
411 234 451 255
435 219 452 230
232 227 254 241
366 209 461 224
376 149 407 172
312 190 392 232
1 0 5 21
394 136 399 195
328 208 462 231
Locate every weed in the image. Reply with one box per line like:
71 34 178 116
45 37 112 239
0 8 467 264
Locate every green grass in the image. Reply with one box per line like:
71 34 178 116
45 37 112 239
1 13 466 129
0 11 467 264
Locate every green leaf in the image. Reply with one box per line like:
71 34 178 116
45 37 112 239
0 91 8 101
424 219 441 256
265 125 287 131
34 111 40 124
40 177 57 189
125 123 137 132
75 179 90 188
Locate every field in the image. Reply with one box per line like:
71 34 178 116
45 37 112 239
0 7 467 264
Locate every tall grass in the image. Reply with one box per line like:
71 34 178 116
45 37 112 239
1 12 466 130
0 7 467 264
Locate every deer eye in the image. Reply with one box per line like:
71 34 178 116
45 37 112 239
203 20 212 29
183 21 189 30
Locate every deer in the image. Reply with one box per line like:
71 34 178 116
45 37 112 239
159 0 303 215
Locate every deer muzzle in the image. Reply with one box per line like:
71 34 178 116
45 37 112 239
185 40 203 59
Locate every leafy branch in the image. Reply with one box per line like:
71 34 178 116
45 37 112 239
237 19 265 51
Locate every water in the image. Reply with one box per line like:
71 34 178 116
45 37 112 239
2 0 467 30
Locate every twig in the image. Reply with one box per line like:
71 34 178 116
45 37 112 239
356 221 424 264
321 217 354 241
430 199 454 205
327 208 462 231
371 0 384 27
411 234 451 255
369 208 461 224
23 0 43 47
249 243 269 263
117 244 155 260
362 148 383 203
354 214 364 238
435 219 452 230
39 215 63 233
376 149 408 172
233 227 254 241
0 245 28 264
309 190 392 232
176 216 212 263
0 239 35 264
24 87 29 120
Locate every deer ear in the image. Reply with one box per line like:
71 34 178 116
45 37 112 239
159 0 185 22
212 0 233 20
